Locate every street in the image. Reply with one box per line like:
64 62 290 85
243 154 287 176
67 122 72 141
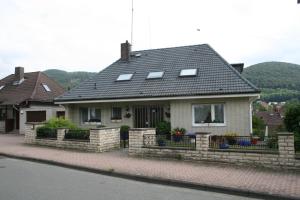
0 157 260 200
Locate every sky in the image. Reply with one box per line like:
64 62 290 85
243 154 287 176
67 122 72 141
0 0 299 79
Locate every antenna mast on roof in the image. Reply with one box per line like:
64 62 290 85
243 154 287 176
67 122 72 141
131 0 134 47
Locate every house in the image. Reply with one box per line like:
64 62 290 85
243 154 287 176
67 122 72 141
255 111 284 135
0 67 65 134
55 41 260 135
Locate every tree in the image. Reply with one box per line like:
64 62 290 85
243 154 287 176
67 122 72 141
284 101 300 134
252 115 265 138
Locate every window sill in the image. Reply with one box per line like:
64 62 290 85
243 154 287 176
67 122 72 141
111 119 122 123
192 123 226 127
83 122 102 125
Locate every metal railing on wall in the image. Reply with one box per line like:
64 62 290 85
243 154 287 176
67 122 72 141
143 134 196 150
209 135 278 151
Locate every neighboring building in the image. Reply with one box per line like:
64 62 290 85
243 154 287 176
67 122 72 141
55 41 260 135
255 111 284 135
0 67 65 134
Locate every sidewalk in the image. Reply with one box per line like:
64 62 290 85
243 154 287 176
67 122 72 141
0 134 299 199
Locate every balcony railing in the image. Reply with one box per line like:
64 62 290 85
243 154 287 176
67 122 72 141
143 134 196 150
209 135 278 151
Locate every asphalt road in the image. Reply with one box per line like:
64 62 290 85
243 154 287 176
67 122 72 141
0 157 260 200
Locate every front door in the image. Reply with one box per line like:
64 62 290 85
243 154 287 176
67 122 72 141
15 110 19 130
134 105 164 128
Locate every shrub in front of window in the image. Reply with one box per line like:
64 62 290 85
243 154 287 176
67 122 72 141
44 117 77 129
36 127 57 139
65 129 90 140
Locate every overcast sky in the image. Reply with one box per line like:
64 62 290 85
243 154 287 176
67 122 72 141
0 0 299 79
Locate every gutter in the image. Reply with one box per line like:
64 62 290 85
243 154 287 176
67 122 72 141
55 93 261 104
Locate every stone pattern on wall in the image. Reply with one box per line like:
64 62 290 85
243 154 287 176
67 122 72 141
0 121 5 133
129 130 300 169
25 123 120 153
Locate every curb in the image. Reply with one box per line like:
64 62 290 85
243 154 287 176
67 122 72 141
0 152 299 200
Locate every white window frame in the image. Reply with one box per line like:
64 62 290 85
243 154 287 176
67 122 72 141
116 73 133 81
0 85 4 90
179 69 197 77
42 84 51 92
147 71 164 79
192 104 226 127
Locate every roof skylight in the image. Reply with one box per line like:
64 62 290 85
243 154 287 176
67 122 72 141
0 85 4 90
179 69 197 77
147 71 164 79
42 84 51 92
116 73 133 81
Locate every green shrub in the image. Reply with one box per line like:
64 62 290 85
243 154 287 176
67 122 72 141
36 127 57 138
120 125 130 134
65 128 90 140
156 121 171 135
43 117 77 129
120 125 130 141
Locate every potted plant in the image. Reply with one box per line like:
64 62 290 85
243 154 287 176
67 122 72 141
171 127 186 142
224 132 238 145
251 136 259 145
157 137 166 146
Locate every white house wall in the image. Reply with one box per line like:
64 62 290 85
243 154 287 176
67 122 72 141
19 105 65 134
63 98 252 135
170 97 252 135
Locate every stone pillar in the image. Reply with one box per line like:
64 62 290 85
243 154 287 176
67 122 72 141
278 132 295 159
98 127 121 152
90 129 100 152
56 128 66 147
24 123 44 144
196 132 210 152
129 128 155 155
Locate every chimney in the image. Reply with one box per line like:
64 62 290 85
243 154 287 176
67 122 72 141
15 66 24 81
121 40 131 61
231 63 244 74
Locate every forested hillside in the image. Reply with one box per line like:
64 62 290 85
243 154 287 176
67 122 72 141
44 69 96 90
243 62 300 102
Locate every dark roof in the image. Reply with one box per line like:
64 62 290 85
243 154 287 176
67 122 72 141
56 44 259 102
0 72 65 105
255 111 283 126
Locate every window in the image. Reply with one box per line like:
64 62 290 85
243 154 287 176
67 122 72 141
42 84 51 92
80 108 101 123
116 74 133 81
26 111 46 122
111 107 122 120
192 104 225 126
56 111 65 119
0 85 4 90
147 71 164 79
179 69 197 77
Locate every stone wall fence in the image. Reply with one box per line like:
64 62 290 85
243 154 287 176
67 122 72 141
25 123 120 153
129 129 300 170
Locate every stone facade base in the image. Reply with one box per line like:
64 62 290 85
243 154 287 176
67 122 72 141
129 129 300 170
25 123 120 153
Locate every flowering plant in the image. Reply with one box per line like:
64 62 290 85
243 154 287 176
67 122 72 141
171 127 186 136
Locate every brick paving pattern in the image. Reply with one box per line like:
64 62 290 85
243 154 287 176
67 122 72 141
0 134 299 199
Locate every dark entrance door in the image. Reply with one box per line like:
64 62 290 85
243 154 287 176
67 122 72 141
15 110 19 130
5 119 14 132
134 105 164 128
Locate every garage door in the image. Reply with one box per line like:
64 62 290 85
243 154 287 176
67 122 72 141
26 111 46 122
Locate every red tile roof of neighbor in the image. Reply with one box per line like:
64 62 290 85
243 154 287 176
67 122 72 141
255 111 283 126
0 71 65 105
